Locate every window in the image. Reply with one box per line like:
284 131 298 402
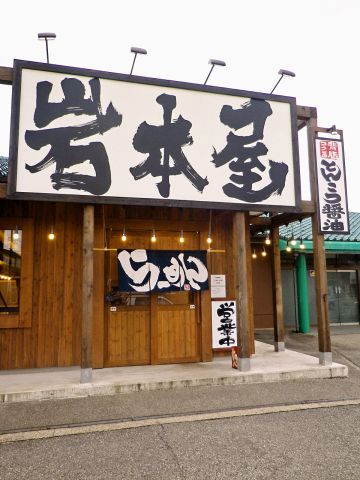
0 219 33 329
0 228 22 314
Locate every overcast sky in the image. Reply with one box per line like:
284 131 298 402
1 0 359 209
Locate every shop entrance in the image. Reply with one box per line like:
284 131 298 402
104 229 202 366
327 270 360 324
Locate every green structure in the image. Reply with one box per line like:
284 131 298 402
295 253 310 333
280 213 360 328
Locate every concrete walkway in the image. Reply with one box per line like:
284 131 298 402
0 341 348 403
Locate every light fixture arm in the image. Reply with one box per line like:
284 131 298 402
45 38 50 63
130 53 138 75
130 47 147 75
204 65 215 86
204 59 226 85
38 32 56 64
270 74 284 94
270 69 296 94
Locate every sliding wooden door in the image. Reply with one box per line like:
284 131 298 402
104 230 151 366
104 229 202 366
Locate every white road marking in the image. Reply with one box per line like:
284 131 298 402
1 398 360 444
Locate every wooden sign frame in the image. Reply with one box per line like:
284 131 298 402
8 59 301 212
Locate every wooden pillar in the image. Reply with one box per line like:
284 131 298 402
233 211 252 371
311 214 332 363
271 226 285 352
307 119 332 365
247 231 255 356
80 204 94 383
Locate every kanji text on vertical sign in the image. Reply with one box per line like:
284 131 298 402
314 136 349 234
8 60 300 212
211 300 237 348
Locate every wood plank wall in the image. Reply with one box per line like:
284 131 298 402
0 200 83 369
0 201 247 369
252 253 275 328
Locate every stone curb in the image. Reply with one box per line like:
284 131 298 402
0 364 348 403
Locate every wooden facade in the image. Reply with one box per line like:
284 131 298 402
0 200 83 368
0 67 335 371
0 202 257 369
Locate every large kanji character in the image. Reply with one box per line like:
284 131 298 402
25 78 122 195
212 99 288 202
130 93 208 198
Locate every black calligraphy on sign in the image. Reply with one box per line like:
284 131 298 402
212 99 288 203
117 249 209 292
318 140 347 232
216 301 236 346
130 93 209 198
25 77 122 195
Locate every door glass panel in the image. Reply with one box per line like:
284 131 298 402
157 291 195 306
107 291 150 306
327 272 340 323
0 229 22 314
327 271 359 324
337 271 359 323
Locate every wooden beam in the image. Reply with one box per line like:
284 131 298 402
92 212 105 368
271 212 313 228
246 216 255 355
297 120 307 131
271 226 285 351
300 200 316 213
0 183 7 198
81 204 94 382
0 67 13 85
296 105 317 121
233 211 252 370
271 201 314 225
311 213 331 359
307 117 332 364
105 217 209 232
249 216 271 226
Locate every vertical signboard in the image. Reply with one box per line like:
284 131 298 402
211 300 237 348
314 136 349 234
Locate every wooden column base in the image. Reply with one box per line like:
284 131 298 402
319 352 332 366
275 341 285 352
80 368 93 383
238 357 251 371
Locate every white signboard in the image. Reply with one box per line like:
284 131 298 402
211 300 237 348
210 274 226 298
314 137 349 234
8 60 300 212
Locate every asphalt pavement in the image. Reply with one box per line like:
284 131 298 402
0 325 359 433
0 325 360 479
1 405 360 479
